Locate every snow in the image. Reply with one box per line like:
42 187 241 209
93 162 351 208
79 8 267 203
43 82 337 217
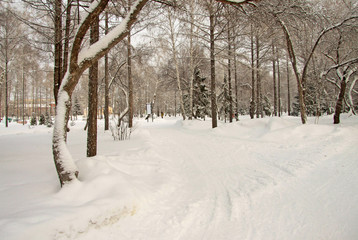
1 114 358 240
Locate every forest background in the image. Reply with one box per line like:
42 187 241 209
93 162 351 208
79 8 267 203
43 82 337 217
0 0 357 184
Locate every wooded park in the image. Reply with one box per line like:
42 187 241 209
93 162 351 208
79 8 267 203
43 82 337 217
0 0 357 186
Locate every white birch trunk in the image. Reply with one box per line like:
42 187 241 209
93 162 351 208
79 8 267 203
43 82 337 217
168 9 186 120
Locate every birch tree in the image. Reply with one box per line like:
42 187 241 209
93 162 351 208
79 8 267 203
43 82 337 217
167 8 186 120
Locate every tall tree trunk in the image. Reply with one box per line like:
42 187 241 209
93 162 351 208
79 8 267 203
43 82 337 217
210 4 217 128
334 73 347 124
286 54 291 116
272 43 277 116
168 10 186 120
40 84 42 116
54 0 62 105
62 0 72 80
277 48 281 117
5 53 8 127
188 0 194 120
104 11 109 130
227 24 233 123
174 89 177 117
233 35 239 120
4 18 9 127
22 65 25 125
275 15 307 123
127 31 133 126
87 14 99 157
255 35 262 118
249 24 255 119
14 72 18 120
128 1 134 128
3 11 9 127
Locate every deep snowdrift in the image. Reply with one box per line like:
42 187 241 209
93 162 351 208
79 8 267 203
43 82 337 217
0 115 357 240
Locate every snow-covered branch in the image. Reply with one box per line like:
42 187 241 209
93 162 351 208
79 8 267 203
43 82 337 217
302 15 358 81
320 57 358 78
70 0 109 73
77 0 148 72
216 0 258 6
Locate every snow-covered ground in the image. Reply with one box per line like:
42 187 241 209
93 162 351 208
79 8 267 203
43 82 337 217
0 114 358 240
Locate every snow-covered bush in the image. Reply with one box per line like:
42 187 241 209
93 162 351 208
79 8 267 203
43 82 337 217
109 117 132 141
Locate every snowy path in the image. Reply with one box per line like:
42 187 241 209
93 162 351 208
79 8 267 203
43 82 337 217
76 117 358 240
1 116 358 240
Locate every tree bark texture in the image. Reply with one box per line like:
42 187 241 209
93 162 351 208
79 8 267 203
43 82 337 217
249 24 255 119
104 11 109 131
128 0 134 128
255 35 262 118
334 73 347 124
22 65 25 125
188 1 195 120
87 14 99 158
128 28 134 127
233 37 239 120
276 48 281 117
54 0 62 105
5 55 8 128
210 6 217 128
286 55 291 116
227 25 233 123
272 43 277 116
62 0 72 80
